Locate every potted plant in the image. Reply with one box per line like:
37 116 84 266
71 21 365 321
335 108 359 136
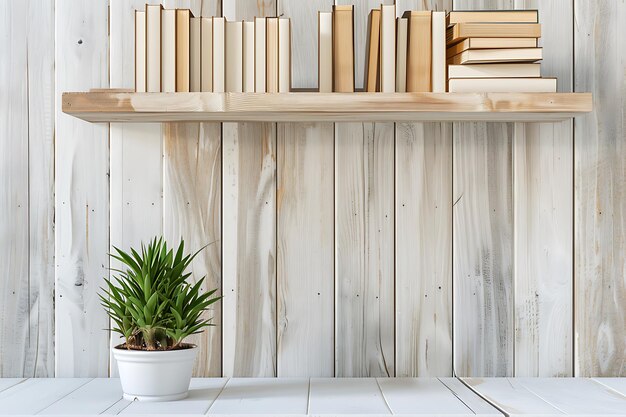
100 237 220 402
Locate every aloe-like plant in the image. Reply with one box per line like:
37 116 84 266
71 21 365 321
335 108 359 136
100 237 220 351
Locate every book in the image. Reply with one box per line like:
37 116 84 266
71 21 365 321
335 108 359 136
161 9 176 92
213 17 225 92
448 77 556 93
446 10 538 26
266 17 279 93
135 10 146 92
201 17 213 92
403 10 430 92
176 9 191 92
364 9 380 92
226 21 243 93
431 11 446 92
447 23 541 45
446 37 538 59
447 47 542 65
146 4 162 92
243 21 255 92
190 17 201 92
395 17 408 92
332 5 355 92
279 18 291 93
318 11 333 93
380 4 396 92
255 17 266 92
448 63 541 78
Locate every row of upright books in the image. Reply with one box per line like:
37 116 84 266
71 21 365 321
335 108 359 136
135 4 290 93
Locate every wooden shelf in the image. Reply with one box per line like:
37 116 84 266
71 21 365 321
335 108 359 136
62 91 592 123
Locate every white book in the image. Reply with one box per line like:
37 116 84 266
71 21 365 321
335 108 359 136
190 17 201 92
161 9 176 92
448 63 541 79
135 10 146 92
226 21 243 92
448 77 557 93
254 18 266 92
243 22 255 92
278 18 291 93
431 11 446 92
201 17 213 92
146 4 162 92
395 17 408 92
318 12 332 93
213 17 225 93
380 4 396 92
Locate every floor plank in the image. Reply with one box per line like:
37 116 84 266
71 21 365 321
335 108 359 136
594 378 626 396
0 378 91 415
0 379 24 394
309 378 391 415
38 378 124 415
438 378 502 416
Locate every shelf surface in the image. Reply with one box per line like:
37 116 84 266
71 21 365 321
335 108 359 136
62 91 592 123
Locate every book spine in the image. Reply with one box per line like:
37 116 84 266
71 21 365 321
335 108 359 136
135 11 146 92
431 11 446 92
278 18 291 93
201 18 213 92
190 17 201 92
318 12 332 93
146 5 162 92
380 5 396 92
225 21 243 93
243 21 255 92
213 17 225 93
396 18 408 92
255 18 266 92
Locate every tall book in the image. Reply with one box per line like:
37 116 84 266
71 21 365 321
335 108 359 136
278 18 291 93
266 17 279 93
395 17 408 92
201 17 213 92
448 77 556 93
226 21 243 93
161 9 176 92
255 17 266 92
176 9 191 92
213 17 225 93
403 10 431 92
135 10 146 92
190 17 201 92
243 21 255 92
380 4 396 92
447 23 541 45
332 5 354 92
146 4 162 92
446 10 538 26
364 9 380 92
447 47 542 65
318 11 332 93
431 11 446 92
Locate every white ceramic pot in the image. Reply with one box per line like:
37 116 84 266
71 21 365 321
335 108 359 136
112 345 197 402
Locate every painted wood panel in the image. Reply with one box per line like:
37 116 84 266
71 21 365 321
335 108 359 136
209 378 309 414
222 0 277 378
55 0 110 377
574 0 626 377
0 378 91 415
309 378 391 414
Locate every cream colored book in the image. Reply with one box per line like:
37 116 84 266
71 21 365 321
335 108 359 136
364 9 380 92
380 4 396 92
404 10 431 92
446 37 538 59
332 5 354 92
161 9 176 92
255 17 266 92
395 18 408 92
431 11 446 92
266 17 279 93
447 47 542 65
176 9 191 92
278 18 291 93
448 63 541 78
226 21 243 93
213 17 225 93
318 11 332 93
135 10 146 92
448 77 556 93
190 17 201 92
201 17 213 92
146 4 162 92
446 10 538 26
447 23 541 45
243 21 255 92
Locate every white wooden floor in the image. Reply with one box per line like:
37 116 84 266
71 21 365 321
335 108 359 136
0 378 623 416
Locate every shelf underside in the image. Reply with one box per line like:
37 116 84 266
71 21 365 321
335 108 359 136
62 92 592 123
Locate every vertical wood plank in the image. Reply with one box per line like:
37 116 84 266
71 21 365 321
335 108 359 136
574 0 626 377
395 0 453 378
55 0 110 377
222 0 277 377
513 0 574 377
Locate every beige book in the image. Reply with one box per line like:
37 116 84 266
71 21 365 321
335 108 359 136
201 17 213 92
266 17 279 93
226 21 243 93
447 47 542 65
213 17 225 92
404 10 431 92
146 4 162 92
380 4 396 92
447 10 538 26
135 10 146 92
278 18 291 93
332 5 354 92
255 17 266 92
318 12 333 93
448 63 541 78
161 9 176 92
446 37 538 59
448 77 556 93
176 9 191 92
364 9 380 92
395 18 408 92
431 11 446 92
190 17 201 92
447 23 542 45
243 22 255 92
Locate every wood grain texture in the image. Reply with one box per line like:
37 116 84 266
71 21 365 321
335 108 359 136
222 0 277 377
574 0 626 377
55 0 110 377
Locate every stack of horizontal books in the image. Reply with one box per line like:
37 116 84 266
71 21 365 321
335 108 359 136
135 4 290 93
445 10 556 92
